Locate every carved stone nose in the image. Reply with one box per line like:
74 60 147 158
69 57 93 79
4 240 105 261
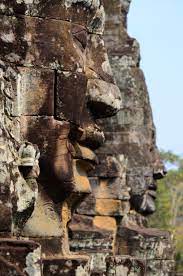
153 167 167 180
152 148 167 180
153 160 167 180
87 79 122 118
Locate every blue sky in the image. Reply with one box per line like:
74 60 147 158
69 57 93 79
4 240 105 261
128 0 183 155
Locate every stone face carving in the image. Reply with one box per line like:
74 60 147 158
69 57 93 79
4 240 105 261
97 1 174 275
0 0 124 274
0 0 175 275
102 0 167 216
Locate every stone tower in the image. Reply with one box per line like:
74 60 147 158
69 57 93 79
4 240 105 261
0 0 174 275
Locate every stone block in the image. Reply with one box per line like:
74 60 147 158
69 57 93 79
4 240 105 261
0 61 20 117
106 256 146 276
32 237 64 258
102 129 154 147
103 0 132 31
0 163 12 233
146 260 175 276
0 239 41 275
98 142 152 169
42 255 91 276
0 0 98 30
20 116 76 199
103 0 125 46
86 34 115 84
109 37 140 66
88 155 122 178
0 15 84 71
90 253 109 275
18 67 54 116
56 71 90 126
76 194 96 216
69 214 116 253
77 194 130 216
97 108 145 132
21 116 92 203
2 64 54 117
108 67 148 110
103 0 140 63
89 177 130 200
117 224 175 260
20 116 70 160
73 159 92 195
95 199 130 217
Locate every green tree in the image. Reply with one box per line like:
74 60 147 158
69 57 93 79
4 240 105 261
149 150 183 272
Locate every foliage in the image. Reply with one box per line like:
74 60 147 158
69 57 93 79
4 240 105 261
149 150 183 272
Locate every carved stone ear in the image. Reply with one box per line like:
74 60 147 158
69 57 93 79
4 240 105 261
18 143 38 167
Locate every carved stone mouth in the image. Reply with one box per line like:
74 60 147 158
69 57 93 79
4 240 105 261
69 142 99 167
147 189 156 199
147 181 157 191
139 193 156 215
69 124 105 150
78 126 105 150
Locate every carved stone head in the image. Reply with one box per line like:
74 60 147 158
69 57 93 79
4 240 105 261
98 0 167 216
0 0 121 247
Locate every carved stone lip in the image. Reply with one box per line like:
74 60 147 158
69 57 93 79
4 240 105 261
147 182 157 191
77 125 105 150
139 193 156 215
147 189 156 199
71 142 99 165
69 124 105 150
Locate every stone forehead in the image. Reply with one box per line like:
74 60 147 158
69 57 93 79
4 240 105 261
0 0 105 34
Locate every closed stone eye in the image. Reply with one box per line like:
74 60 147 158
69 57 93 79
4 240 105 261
72 26 88 50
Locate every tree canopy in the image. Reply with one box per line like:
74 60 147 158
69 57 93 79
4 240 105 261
149 150 183 272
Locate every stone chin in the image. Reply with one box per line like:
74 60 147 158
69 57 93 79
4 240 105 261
131 193 156 216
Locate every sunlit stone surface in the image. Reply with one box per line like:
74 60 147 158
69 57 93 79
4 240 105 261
0 0 174 275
